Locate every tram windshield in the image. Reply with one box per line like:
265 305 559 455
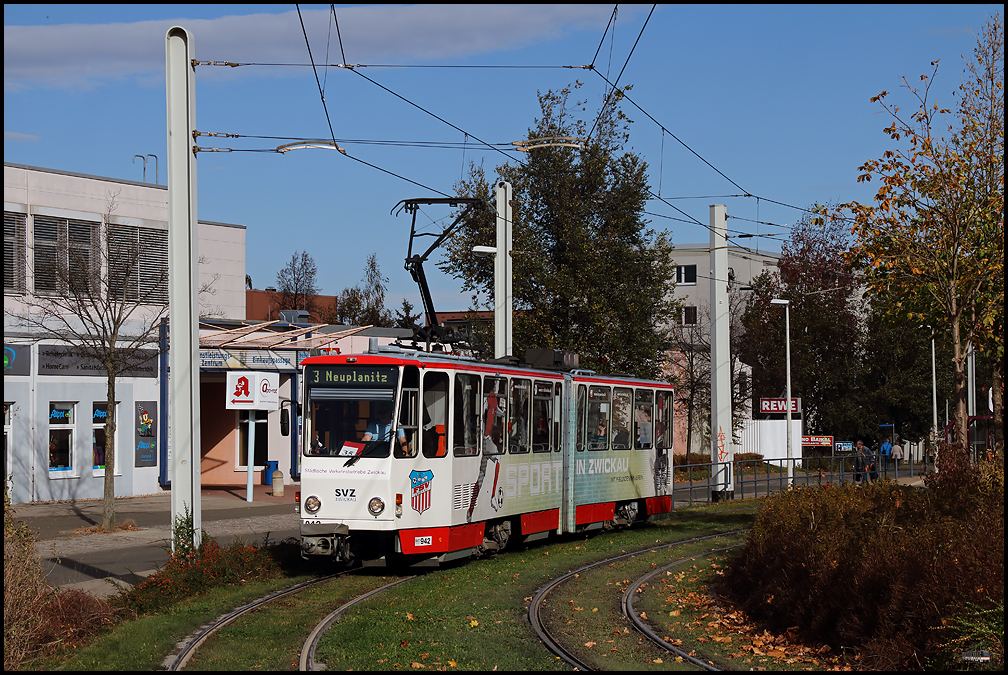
303 365 399 463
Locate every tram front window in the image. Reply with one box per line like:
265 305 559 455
307 397 395 460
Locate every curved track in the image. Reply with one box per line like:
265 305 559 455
169 573 344 671
528 530 748 671
299 575 417 671
622 543 745 671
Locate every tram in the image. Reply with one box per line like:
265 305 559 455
298 341 674 564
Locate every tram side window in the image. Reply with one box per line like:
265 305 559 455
531 381 553 453
611 387 633 450
575 385 587 452
635 389 654 450
397 366 419 458
483 376 507 455
453 374 480 457
509 378 531 454
553 382 563 452
657 391 673 451
587 386 610 451
422 372 449 458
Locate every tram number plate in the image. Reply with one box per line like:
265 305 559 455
414 536 432 547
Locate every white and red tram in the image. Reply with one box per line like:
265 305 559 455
298 343 673 563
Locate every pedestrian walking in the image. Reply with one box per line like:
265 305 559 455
880 437 892 477
855 440 869 485
892 437 904 475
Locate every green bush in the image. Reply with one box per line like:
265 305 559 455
722 444 1004 670
115 537 283 617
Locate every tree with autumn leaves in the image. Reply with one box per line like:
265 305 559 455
844 15 1004 453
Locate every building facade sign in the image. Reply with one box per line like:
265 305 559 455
134 401 158 467
4 344 31 376
226 371 280 410
200 348 297 371
759 397 802 414
37 346 158 378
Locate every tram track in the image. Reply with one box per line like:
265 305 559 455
529 529 748 671
167 567 419 671
168 572 345 671
622 543 746 671
300 574 417 671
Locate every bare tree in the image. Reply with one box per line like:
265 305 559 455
15 192 167 531
198 255 225 318
336 254 393 327
270 250 319 319
668 288 752 456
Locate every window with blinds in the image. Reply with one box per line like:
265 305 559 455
32 215 98 295
108 225 168 304
4 211 27 294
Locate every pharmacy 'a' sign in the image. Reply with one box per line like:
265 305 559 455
226 371 280 410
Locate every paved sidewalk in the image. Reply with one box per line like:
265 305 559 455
10 484 302 599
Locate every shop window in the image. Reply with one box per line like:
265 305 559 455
48 402 75 474
238 410 268 468
92 402 119 475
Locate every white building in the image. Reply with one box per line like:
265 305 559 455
667 244 782 456
4 163 245 503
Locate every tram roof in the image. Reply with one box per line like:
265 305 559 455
301 349 672 388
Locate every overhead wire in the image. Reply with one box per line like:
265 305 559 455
295 4 451 198
586 4 655 143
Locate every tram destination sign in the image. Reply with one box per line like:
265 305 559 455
306 365 397 387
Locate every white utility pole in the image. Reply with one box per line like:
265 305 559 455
166 26 202 551
709 204 733 500
771 299 794 487
495 181 513 359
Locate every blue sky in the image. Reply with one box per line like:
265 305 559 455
4 4 1001 313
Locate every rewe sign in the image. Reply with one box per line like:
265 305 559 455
226 371 280 410
760 398 802 414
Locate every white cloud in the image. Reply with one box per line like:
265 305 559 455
4 5 615 90
4 131 39 141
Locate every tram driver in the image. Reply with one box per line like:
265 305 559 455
362 400 410 456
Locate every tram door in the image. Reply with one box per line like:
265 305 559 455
560 377 585 533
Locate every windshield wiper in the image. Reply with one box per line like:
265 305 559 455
343 432 391 468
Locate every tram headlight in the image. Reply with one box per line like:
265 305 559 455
304 495 321 514
368 497 385 517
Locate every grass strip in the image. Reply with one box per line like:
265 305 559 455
183 572 400 671
38 577 310 671
314 509 756 671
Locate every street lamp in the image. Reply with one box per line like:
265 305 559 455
770 298 793 487
922 325 938 470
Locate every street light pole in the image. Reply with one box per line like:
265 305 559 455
770 298 793 487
